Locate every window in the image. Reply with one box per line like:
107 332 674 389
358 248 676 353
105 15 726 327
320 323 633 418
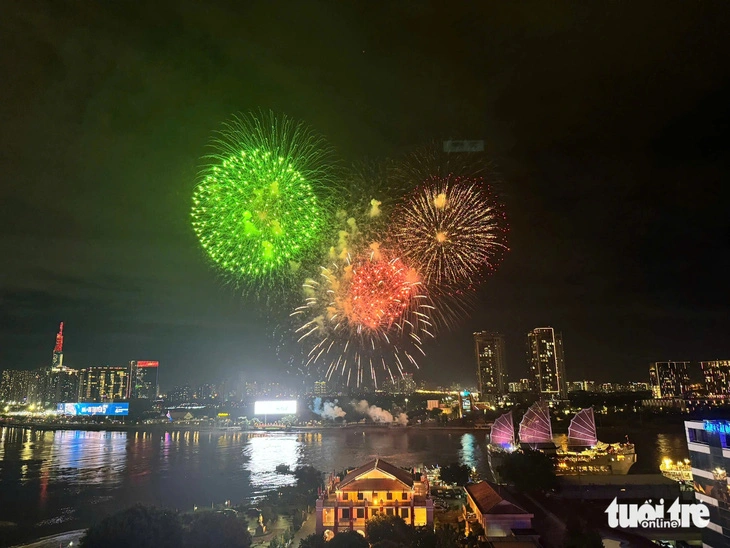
341 508 350 519
387 492 393 500
689 428 710 445
372 492 378 499
401 492 408 500
386 508 395 516
342 492 349 501
358 492 364 500
356 508 365 519
400 508 409 519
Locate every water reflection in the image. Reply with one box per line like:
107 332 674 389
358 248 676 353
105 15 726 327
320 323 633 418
242 434 298 493
0 425 687 545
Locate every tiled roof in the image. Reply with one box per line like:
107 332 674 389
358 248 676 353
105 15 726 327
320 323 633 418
338 458 414 489
465 481 530 516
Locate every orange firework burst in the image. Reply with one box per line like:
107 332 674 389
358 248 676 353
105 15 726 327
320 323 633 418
391 175 508 287
343 252 418 330
291 244 434 387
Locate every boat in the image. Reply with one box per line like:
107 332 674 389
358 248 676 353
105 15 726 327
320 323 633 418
554 408 636 475
488 403 636 481
660 457 693 483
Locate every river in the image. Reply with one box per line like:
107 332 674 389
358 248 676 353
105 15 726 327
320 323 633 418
0 424 688 546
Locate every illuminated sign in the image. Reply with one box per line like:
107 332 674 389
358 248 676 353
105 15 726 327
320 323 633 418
254 400 297 415
56 403 129 416
136 361 159 368
704 420 730 434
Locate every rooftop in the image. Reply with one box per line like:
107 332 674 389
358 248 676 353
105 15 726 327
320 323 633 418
339 458 415 489
465 482 531 516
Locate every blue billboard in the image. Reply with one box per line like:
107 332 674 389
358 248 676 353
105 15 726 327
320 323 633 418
56 403 129 416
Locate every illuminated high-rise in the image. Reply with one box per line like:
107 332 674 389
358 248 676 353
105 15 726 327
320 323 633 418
648 361 690 398
702 360 730 396
78 366 128 402
474 331 506 397
527 327 567 399
127 360 159 399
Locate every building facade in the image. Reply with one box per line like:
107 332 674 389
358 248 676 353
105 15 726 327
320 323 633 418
0 369 36 403
43 366 79 406
702 361 730 396
78 366 128 402
381 373 417 395
649 361 691 398
474 331 507 398
316 458 433 537
684 420 730 547
526 327 567 399
127 360 159 399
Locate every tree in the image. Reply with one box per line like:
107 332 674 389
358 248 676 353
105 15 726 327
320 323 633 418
299 533 327 548
497 449 558 492
327 531 369 548
294 465 323 492
434 525 460 548
438 463 470 486
186 511 252 548
365 514 413 545
564 515 603 548
80 504 183 548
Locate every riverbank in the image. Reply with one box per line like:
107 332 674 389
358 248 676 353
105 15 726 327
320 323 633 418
0 420 492 433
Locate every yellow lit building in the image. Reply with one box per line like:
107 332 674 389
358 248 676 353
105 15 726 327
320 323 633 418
315 458 433 537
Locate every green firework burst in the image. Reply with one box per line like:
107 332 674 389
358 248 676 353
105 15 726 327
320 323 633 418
191 112 333 287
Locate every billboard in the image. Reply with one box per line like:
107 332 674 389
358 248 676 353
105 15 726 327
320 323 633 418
57 403 129 416
136 360 159 368
254 400 297 415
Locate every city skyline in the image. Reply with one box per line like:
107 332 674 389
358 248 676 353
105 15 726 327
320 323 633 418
2 2 729 388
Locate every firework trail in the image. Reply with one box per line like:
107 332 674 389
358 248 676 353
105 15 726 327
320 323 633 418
191 111 335 294
291 244 434 388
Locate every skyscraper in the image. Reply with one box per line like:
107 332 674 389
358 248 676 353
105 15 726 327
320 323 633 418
648 361 691 398
701 360 730 396
526 327 567 399
127 361 159 399
474 331 507 398
52 322 64 367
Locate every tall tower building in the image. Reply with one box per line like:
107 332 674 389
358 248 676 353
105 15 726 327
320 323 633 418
127 361 159 399
649 361 691 398
474 331 507 398
527 327 567 399
52 322 64 367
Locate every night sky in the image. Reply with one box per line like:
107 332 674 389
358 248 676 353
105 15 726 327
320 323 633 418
2 1 729 387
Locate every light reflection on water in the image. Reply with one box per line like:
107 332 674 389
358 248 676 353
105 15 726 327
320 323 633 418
0 425 686 547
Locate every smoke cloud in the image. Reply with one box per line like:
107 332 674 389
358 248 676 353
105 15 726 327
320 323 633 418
311 397 346 420
353 400 408 425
